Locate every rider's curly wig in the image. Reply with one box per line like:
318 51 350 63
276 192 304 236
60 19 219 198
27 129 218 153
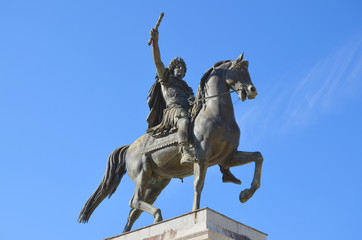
169 57 187 74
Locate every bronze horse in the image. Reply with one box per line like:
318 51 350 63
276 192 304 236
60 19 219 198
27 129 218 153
78 53 263 232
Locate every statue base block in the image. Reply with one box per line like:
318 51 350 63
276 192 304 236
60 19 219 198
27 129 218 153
105 208 267 240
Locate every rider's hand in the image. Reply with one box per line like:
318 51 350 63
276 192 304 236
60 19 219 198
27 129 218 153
150 28 159 42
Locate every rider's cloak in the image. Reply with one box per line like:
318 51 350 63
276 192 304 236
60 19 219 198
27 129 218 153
146 80 166 129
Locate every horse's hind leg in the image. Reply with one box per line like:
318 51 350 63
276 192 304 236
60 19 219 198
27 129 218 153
123 208 139 233
123 178 171 233
221 151 263 203
127 153 169 226
129 185 161 218
129 183 163 224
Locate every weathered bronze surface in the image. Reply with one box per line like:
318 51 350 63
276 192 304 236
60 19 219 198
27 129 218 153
78 13 263 233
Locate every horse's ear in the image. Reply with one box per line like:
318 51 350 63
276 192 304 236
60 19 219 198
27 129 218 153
236 53 244 63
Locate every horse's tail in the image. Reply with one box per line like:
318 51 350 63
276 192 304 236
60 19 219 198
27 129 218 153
78 145 129 223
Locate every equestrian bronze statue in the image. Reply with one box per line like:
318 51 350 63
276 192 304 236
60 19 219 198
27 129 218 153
78 13 263 233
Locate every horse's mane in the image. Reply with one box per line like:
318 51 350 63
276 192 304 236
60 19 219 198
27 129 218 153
190 60 232 122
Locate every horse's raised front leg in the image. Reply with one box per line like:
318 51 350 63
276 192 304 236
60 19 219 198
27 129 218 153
221 151 263 203
192 159 207 211
123 178 171 233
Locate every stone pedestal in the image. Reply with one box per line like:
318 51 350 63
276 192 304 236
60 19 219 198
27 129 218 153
105 208 267 240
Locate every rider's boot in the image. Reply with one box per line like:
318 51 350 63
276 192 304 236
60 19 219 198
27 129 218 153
179 143 197 165
219 166 241 185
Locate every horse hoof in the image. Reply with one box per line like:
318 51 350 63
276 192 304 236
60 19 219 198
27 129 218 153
153 210 163 223
239 189 251 203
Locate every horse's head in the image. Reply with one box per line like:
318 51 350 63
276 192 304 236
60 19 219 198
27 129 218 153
225 53 257 101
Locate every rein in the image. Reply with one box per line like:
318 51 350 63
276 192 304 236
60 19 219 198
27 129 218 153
191 88 241 104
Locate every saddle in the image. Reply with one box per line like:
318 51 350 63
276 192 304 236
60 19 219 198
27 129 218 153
143 132 178 154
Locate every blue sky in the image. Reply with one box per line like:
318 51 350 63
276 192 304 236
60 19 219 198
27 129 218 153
1 1 361 239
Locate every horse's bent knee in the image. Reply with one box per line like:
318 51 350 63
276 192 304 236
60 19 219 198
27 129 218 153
129 201 137 209
129 197 141 209
255 152 263 164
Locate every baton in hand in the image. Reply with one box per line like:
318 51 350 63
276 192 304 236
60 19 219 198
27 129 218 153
148 12 164 46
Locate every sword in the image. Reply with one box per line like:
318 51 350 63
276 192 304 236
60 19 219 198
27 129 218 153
148 12 164 46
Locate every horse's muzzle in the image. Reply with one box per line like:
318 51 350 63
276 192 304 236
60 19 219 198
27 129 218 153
238 88 247 102
238 85 257 101
246 85 257 100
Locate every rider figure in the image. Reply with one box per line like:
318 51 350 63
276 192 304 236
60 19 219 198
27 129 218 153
147 28 242 184
147 28 196 165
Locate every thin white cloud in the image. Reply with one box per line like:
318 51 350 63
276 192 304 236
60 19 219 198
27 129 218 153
236 35 362 140
287 37 362 126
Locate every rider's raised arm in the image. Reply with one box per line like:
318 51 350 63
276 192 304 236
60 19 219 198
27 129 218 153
150 28 166 79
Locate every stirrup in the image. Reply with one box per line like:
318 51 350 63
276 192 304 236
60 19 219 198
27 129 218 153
180 154 197 165
179 144 197 165
222 172 241 185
